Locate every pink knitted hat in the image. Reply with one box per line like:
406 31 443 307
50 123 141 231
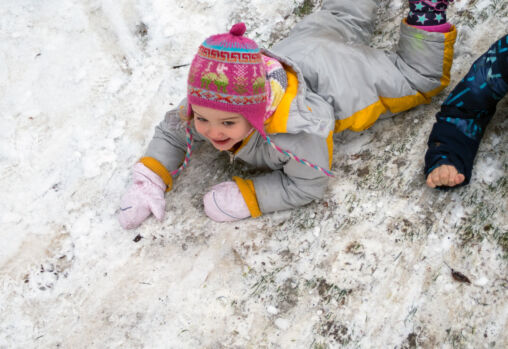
187 23 269 137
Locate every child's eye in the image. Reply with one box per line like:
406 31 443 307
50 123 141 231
196 117 207 122
223 121 235 126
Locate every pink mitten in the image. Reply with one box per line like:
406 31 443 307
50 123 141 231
203 181 251 222
118 163 166 229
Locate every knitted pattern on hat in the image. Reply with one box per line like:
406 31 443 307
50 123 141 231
187 22 269 137
407 0 453 26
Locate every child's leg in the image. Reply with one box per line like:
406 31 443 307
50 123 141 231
271 0 456 132
276 0 377 46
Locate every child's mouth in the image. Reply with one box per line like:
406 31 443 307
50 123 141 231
212 138 231 145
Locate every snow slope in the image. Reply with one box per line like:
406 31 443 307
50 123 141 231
1 0 506 347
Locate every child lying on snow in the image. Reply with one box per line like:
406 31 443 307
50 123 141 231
425 34 508 188
119 0 457 229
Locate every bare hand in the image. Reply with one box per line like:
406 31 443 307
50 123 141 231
426 164 465 188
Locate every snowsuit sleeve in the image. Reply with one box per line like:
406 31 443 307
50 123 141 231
257 133 330 213
142 99 205 189
233 131 331 215
424 34 508 185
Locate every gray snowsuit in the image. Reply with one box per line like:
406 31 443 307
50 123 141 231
141 0 457 217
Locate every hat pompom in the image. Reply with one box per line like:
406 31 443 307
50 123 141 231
230 22 246 37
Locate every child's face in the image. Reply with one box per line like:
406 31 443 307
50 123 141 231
192 105 253 151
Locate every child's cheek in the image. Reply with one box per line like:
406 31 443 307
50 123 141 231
194 122 204 136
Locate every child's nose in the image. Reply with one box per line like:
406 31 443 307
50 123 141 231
208 126 223 138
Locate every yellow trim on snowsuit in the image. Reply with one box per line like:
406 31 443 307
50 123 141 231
334 24 457 133
233 176 262 218
326 131 334 168
139 157 173 192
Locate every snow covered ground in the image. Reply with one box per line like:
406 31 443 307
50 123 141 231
1 0 507 347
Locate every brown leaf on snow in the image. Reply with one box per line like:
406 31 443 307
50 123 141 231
451 269 471 284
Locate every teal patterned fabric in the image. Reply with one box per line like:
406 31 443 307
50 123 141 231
425 34 508 186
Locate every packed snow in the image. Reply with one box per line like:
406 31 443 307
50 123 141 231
1 0 507 347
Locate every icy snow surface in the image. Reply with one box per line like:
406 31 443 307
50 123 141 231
1 0 507 348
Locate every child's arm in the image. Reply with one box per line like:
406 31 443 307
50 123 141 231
142 102 205 188
234 132 331 215
201 132 330 222
118 100 205 229
250 162 329 213
424 34 508 188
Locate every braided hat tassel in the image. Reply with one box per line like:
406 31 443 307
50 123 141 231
170 120 194 177
170 123 334 178
265 136 335 177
